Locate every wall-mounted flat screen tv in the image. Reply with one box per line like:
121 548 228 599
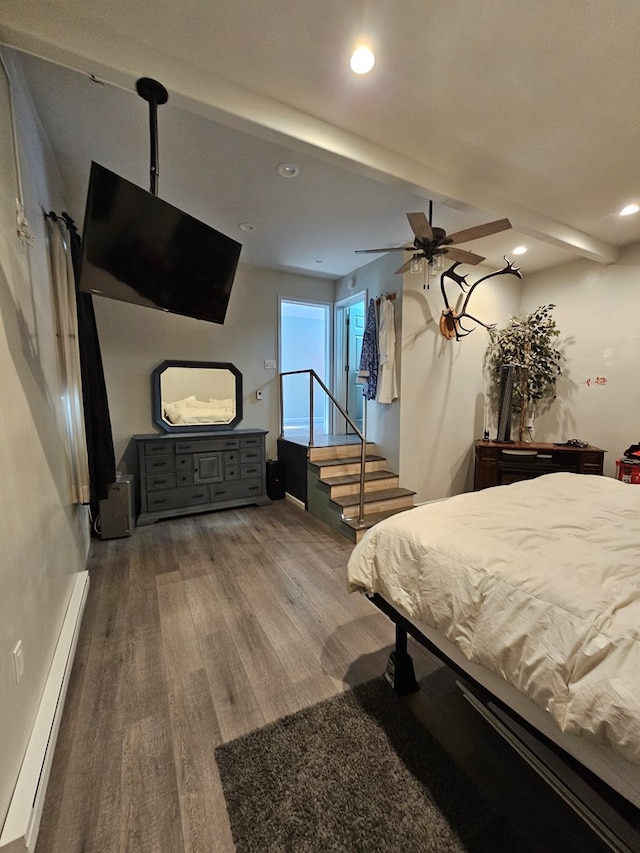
78 162 241 324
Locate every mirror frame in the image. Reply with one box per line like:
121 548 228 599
151 359 243 433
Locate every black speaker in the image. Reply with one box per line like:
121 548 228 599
266 460 285 500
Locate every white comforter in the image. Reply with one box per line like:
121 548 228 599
347 473 640 765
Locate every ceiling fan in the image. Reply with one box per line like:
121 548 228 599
355 202 512 274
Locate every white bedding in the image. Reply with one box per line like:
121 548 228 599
163 395 235 425
347 473 640 767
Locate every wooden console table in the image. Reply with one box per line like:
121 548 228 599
473 440 605 491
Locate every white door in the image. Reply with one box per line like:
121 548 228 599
334 293 366 434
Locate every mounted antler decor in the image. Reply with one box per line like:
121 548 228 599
438 257 522 340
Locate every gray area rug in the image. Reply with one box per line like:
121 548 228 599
215 677 526 852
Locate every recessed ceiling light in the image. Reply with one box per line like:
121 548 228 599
350 45 375 74
238 222 255 232
619 203 639 216
276 163 299 178
512 245 527 255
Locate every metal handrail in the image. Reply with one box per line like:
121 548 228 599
279 369 367 527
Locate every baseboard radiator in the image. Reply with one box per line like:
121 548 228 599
0 571 89 853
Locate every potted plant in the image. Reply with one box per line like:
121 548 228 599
484 304 564 442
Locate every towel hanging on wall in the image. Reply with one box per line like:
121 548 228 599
358 297 379 401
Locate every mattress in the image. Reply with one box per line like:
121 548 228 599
347 473 640 807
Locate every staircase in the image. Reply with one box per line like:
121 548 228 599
305 440 416 543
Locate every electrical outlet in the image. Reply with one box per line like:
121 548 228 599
264 359 276 370
12 640 24 684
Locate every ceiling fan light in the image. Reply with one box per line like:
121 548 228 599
429 253 445 272
410 257 424 275
620 203 639 216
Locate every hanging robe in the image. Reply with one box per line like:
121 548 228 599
358 297 379 401
376 297 398 404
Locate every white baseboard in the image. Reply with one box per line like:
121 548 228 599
0 571 89 853
285 493 306 510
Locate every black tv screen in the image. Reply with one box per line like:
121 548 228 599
78 162 241 324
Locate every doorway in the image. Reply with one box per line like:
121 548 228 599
334 293 366 434
279 297 332 439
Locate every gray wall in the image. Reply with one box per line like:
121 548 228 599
520 244 640 477
0 52 90 826
94 263 336 471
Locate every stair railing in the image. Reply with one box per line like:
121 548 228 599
279 369 367 527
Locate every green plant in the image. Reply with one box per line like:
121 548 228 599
484 304 564 440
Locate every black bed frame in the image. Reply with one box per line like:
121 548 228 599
369 593 640 853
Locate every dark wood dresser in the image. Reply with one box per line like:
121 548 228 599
135 429 270 525
473 440 605 491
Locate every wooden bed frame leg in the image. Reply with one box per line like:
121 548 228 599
385 625 420 695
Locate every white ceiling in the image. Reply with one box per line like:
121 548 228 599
2 0 640 280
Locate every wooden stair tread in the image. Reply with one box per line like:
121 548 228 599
331 486 416 509
321 470 397 487
307 442 376 462
310 454 385 469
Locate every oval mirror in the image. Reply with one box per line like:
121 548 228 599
152 360 243 432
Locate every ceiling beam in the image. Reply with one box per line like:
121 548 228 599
0 4 619 267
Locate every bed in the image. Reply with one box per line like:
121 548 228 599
347 472 640 851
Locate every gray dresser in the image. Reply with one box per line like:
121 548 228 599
134 429 270 525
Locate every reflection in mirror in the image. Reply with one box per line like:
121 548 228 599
152 360 243 432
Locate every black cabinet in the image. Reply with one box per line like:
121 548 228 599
135 429 270 525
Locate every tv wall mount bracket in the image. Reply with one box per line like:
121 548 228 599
136 77 168 197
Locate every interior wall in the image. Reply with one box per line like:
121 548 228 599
398 263 522 502
335 253 402 472
93 263 335 472
520 244 640 477
0 51 90 827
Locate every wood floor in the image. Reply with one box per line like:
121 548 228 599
35 498 610 852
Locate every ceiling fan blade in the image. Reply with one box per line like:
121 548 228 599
443 247 485 265
446 218 511 245
355 246 410 254
406 212 433 241
395 258 415 275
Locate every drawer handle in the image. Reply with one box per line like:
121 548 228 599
245 452 258 459
214 490 226 496
154 479 168 485
248 486 259 492
245 467 257 474
154 498 167 505
194 492 207 499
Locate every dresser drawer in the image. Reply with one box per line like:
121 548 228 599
147 472 176 491
144 455 174 473
147 485 210 511
580 452 604 473
210 479 263 501
240 447 263 464
144 441 173 456
240 434 263 449
240 463 263 479
175 437 239 454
